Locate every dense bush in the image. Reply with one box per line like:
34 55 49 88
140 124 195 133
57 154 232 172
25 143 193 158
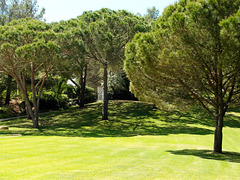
108 72 137 101
65 85 78 99
84 86 97 104
40 86 96 109
71 86 97 106
0 106 13 114
109 90 137 101
39 91 68 110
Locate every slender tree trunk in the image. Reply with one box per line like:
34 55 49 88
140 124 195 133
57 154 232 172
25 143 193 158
80 64 87 108
31 92 39 129
32 87 39 129
21 74 32 119
83 65 87 102
79 69 84 108
31 62 39 129
102 62 108 120
4 75 12 105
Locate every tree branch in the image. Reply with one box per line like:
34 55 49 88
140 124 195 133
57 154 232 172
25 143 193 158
69 77 81 89
178 78 214 117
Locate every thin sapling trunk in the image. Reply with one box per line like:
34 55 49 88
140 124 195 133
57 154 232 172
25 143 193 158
102 62 108 120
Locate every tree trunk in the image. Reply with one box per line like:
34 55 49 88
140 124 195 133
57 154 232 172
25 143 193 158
79 69 84 108
19 84 36 126
31 62 39 129
213 114 223 153
4 75 12 105
14 74 35 123
80 64 87 108
31 90 39 128
102 63 108 120
22 74 32 119
79 64 88 108
32 115 39 129
24 94 35 123
26 106 32 119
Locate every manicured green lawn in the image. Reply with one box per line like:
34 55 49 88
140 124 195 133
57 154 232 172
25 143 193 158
0 101 240 179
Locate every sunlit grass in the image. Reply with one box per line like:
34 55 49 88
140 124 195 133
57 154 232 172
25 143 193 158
0 101 240 179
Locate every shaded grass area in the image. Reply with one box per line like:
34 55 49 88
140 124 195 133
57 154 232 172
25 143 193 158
0 101 239 138
0 109 22 119
0 101 214 137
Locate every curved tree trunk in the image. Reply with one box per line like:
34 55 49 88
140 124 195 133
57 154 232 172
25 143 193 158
102 63 108 120
16 80 36 128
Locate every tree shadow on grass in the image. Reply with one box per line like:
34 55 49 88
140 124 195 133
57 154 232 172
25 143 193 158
168 149 240 163
157 106 240 129
0 101 219 137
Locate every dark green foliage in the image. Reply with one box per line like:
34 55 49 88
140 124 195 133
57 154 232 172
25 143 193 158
72 86 96 105
0 75 6 103
108 71 137 100
65 85 78 99
83 86 97 104
39 91 68 110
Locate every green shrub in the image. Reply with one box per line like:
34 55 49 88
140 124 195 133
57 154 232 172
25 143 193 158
70 86 97 106
0 106 12 114
39 91 68 110
84 87 97 104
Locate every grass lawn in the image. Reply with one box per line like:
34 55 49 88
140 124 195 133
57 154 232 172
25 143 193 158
0 100 240 179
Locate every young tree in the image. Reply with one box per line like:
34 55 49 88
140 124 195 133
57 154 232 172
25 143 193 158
78 8 149 120
0 18 61 128
125 0 240 153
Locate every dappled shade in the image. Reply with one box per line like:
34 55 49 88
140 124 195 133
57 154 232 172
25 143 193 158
3 101 239 137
